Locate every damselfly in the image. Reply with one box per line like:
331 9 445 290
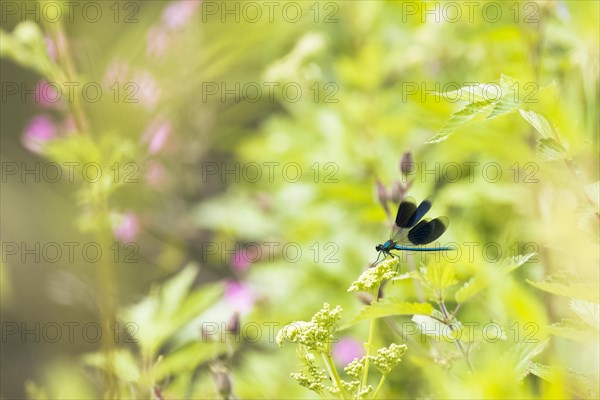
373 197 452 266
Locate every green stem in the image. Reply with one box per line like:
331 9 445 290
439 299 473 373
361 316 376 390
372 373 388 399
322 352 348 400
97 194 118 398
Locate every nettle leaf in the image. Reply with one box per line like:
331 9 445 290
513 340 549 380
437 84 500 103
526 274 600 303
569 299 600 329
0 22 62 79
122 263 223 356
341 298 433 329
153 340 226 382
82 349 141 383
548 319 599 342
537 137 568 160
519 110 556 137
486 95 519 119
411 311 461 341
528 362 599 399
421 262 458 293
427 100 495 143
585 181 600 208
519 109 569 156
455 253 536 304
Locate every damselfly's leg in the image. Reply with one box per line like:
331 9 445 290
370 251 384 268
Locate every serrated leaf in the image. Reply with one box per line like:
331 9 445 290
537 137 567 160
427 100 495 143
455 253 535 303
341 299 433 329
421 262 458 293
82 349 140 383
512 340 549 380
122 263 223 356
487 95 519 119
437 84 500 102
153 340 226 381
412 312 462 341
569 299 600 329
547 319 599 342
528 362 599 399
519 109 556 138
585 181 600 207
527 276 600 303
0 22 62 79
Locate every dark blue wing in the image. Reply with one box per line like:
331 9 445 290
406 217 449 245
394 197 417 228
407 197 432 227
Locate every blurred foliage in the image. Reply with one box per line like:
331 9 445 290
1 0 599 399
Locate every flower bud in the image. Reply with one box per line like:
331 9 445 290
399 151 415 176
212 366 232 399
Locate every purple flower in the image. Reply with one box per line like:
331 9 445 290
103 60 130 86
132 71 160 111
224 281 255 315
44 36 56 61
162 0 201 29
146 25 171 58
231 250 251 271
142 118 171 155
35 80 62 108
145 161 167 187
332 337 364 366
22 115 56 154
112 212 140 242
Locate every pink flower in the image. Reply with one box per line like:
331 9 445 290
142 118 171 155
44 36 56 61
132 71 160 111
35 80 62 107
145 161 167 187
224 281 255 315
162 0 201 29
332 337 364 366
112 213 140 242
146 26 171 58
231 250 251 271
104 60 130 86
22 115 56 154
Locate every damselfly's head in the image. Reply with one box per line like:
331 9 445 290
375 244 383 252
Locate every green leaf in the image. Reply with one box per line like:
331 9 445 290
569 299 600 329
122 263 224 356
153 340 227 381
486 95 519 119
518 109 556 138
82 349 140 383
0 22 62 79
547 319 599 342
585 181 600 207
526 274 600 303
411 311 461 341
512 340 549 380
341 299 433 329
528 362 599 399
421 262 458 293
537 137 567 160
455 253 536 304
437 84 500 103
427 100 495 143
